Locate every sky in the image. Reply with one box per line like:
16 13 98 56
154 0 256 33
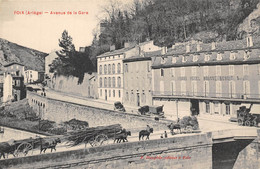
0 0 133 53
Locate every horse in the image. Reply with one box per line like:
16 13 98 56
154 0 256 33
114 131 131 143
139 128 153 140
39 137 61 154
167 123 181 135
0 140 16 159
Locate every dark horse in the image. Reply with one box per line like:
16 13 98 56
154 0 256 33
167 123 181 135
0 140 16 159
114 131 131 143
39 137 61 154
139 128 153 140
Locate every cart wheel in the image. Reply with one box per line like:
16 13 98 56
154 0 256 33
192 124 199 130
245 120 251 126
253 120 258 127
94 134 108 146
186 126 193 133
238 119 244 126
14 142 33 157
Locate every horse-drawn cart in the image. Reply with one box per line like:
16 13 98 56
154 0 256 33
64 124 122 147
168 116 200 135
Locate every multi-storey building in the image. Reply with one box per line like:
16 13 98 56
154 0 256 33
123 50 162 107
152 35 260 119
97 41 161 102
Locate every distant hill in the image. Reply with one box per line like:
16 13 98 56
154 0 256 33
0 38 47 72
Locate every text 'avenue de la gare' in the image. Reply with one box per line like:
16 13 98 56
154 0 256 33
13 11 88 15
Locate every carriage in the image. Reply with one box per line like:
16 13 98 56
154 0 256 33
138 105 165 118
114 102 126 112
168 116 200 135
237 104 260 127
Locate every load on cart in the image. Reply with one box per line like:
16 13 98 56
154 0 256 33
237 104 260 127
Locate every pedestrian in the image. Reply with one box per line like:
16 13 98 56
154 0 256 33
164 131 167 138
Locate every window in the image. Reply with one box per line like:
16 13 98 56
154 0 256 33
113 90 115 97
204 81 209 96
217 53 222 60
172 57 177 63
125 64 128 72
99 77 102 87
216 66 221 76
244 50 251 60
108 64 111 74
243 81 250 96
117 63 121 73
181 67 185 76
229 81 236 98
181 81 186 95
118 90 121 98
191 81 197 96
204 66 209 76
192 67 196 76
171 68 175 77
112 77 115 87
104 77 107 87
214 103 220 114
112 64 115 74
243 64 249 75
182 55 187 62
225 104 230 115
109 90 111 97
99 65 102 74
104 65 107 74
117 77 121 87
205 102 210 113
216 81 222 97
171 81 176 95
108 77 111 87
161 57 166 64
100 89 102 97
204 54 210 61
193 55 198 62
160 69 164 77
229 65 234 76
125 92 129 101
230 52 236 60
160 81 164 94
142 92 146 103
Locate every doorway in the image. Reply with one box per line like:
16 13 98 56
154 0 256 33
190 99 199 116
137 93 140 106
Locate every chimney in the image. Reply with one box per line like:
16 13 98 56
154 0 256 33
161 47 167 55
247 33 253 47
186 44 190 53
211 42 216 50
110 45 115 51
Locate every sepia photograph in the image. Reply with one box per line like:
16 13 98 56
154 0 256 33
0 0 260 168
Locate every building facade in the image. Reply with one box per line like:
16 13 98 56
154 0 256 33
25 69 38 83
152 35 260 119
123 50 162 107
97 41 162 103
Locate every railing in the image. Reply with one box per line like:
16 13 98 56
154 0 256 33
152 91 260 100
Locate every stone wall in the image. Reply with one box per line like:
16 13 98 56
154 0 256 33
0 133 212 169
27 92 168 131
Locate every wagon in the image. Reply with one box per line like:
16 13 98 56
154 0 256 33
114 102 126 112
138 105 165 118
237 104 260 127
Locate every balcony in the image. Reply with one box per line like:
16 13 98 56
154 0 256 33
152 91 260 102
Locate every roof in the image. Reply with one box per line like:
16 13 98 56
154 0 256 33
123 50 161 63
4 62 24 67
97 46 136 58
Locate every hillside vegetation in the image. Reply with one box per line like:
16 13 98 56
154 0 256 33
0 38 47 72
91 0 260 56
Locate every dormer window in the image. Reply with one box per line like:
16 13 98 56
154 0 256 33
244 50 251 60
172 57 177 63
204 54 210 61
161 57 166 64
230 52 236 60
182 55 187 63
217 53 222 61
193 55 198 62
